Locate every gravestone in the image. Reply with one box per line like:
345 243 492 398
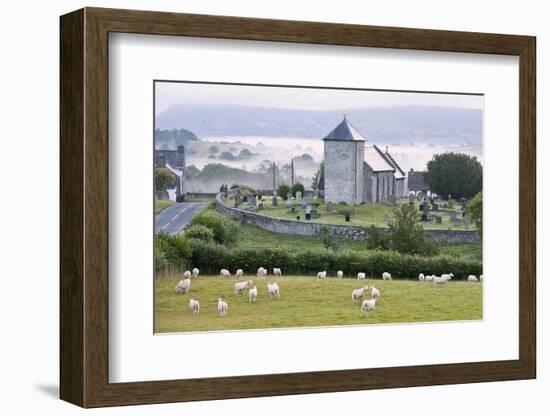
301 198 309 208
296 191 302 200
432 203 439 211
421 196 429 221
291 207 296 213
452 219 461 227
408 194 415 205
311 209 321 219
383 214 390 222
460 197 467 210
272 196 278 207
234 198 239 208
305 205 312 220
326 201 334 214
285 200 292 208
435 216 442 224
249 197 257 208
287 192 292 201
449 211 458 221
345 214 351 222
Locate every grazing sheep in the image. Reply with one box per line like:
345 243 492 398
248 286 258 303
234 280 253 295
175 278 191 294
235 269 244 278
188 299 200 315
257 267 267 278
273 268 282 276
418 273 425 281
217 298 228 316
220 269 231 277
357 272 366 281
425 275 435 282
468 275 479 283
183 270 191 279
267 282 280 299
351 287 369 302
433 274 452 285
337 270 344 278
361 298 377 316
192 268 199 277
370 285 380 300
317 271 327 280
382 272 392 281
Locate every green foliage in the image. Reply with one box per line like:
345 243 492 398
318 226 341 252
155 232 193 268
311 161 324 190
184 224 214 243
209 145 220 154
154 128 198 148
387 204 437 256
219 151 235 160
291 182 305 198
189 210 239 245
154 168 176 192
366 225 391 250
277 183 291 200
424 152 482 199
465 192 483 238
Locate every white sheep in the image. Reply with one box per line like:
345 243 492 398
235 269 244 278
175 278 191 294
273 268 282 276
357 272 366 281
351 286 369 302
433 274 452 285
248 286 258 303
418 273 425 281
257 267 267 278
183 270 191 279
361 298 377 316
425 274 435 282
234 279 253 295
188 299 200 315
267 282 280 299
382 272 392 281
317 271 327 280
370 285 380 300
337 270 344 278
192 268 199 277
220 268 231 277
468 275 479 283
217 298 228 316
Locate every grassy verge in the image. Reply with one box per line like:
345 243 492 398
155 275 483 333
155 199 175 214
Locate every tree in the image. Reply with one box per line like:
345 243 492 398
387 205 437 256
218 151 235 160
208 145 220 154
277 183 291 200
465 192 483 238
154 168 176 192
291 182 305 197
311 161 324 191
319 226 341 252
424 152 482 199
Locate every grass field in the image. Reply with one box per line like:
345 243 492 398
235 197 468 230
155 199 175 214
155 275 483 333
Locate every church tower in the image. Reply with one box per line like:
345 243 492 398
322 116 365 205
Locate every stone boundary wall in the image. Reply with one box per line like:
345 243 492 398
215 193 480 244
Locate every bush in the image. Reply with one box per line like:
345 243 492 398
366 225 391 250
291 182 305 197
189 210 239 245
386 205 438 256
277 183 291 200
184 224 214 243
466 192 483 238
319 226 341 252
155 232 193 268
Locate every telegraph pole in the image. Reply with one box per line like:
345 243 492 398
272 161 276 196
291 157 295 187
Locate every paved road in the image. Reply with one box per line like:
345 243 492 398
155 202 208 235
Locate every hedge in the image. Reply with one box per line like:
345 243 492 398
189 241 482 279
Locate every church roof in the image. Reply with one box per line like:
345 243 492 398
383 148 406 179
408 169 430 191
364 145 396 172
322 117 366 141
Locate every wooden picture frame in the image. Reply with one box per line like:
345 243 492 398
60 7 536 408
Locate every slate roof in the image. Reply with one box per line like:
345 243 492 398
322 117 366 141
364 145 396 172
383 148 406 179
407 170 430 191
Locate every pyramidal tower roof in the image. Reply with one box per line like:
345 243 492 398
322 116 366 141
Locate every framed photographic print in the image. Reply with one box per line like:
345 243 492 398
60 7 536 408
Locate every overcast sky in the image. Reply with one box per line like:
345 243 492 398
155 81 484 115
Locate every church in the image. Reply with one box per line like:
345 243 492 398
318 116 406 205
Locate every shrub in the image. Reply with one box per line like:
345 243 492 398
291 182 305 197
189 210 239 245
386 205 438 256
319 226 341 252
155 232 193 268
154 168 176 192
277 183 291 200
366 225 391 250
466 192 483 238
184 224 214 243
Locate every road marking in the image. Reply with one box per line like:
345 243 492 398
159 203 193 232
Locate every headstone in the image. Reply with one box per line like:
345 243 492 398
311 209 321 219
301 198 309 208
287 192 292 201
383 214 390 222
452 219 461 227
249 197 257 208
435 216 442 224
421 195 429 221
408 194 415 205
285 200 292 208
432 203 439 211
326 201 334 214
305 205 312 220
296 191 302 200
291 207 296 213
449 211 458 221
272 196 278 207
460 197 467 210
234 198 239 208
345 214 351 222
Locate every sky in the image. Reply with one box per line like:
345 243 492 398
154 81 484 116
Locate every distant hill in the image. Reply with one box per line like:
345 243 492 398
155 104 482 145
154 128 198 149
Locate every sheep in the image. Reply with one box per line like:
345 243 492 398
257 267 267 278
425 274 435 282
188 299 200 315
273 268 282 276
234 280 253 295
418 273 425 281
175 278 191 294
183 270 191 279
351 286 369 302
382 272 392 281
267 282 280 299
317 271 327 280
468 275 479 283
248 286 258 303
480 274 484 282
217 298 228 316
370 285 380 300
433 274 452 285
357 272 366 281
192 268 199 277
235 269 244 278
361 298 377 316
220 269 231 278
337 270 344 278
